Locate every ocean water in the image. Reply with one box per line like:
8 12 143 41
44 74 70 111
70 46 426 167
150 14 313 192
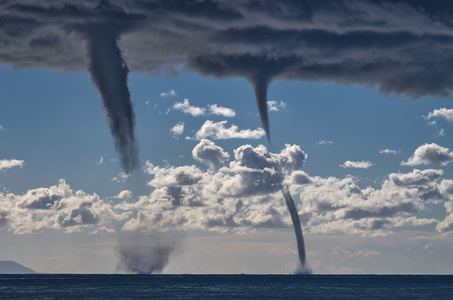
0 274 452 299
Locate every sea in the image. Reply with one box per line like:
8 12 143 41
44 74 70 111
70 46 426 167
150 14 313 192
0 274 452 299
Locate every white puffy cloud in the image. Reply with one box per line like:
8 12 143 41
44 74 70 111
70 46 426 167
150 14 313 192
118 143 306 233
208 104 236 117
195 120 265 140
436 180 453 233
267 101 287 112
1 142 452 237
172 99 206 117
117 190 133 199
113 141 452 237
340 160 373 169
389 169 443 187
0 180 127 234
0 159 24 171
289 167 453 236
401 143 453 166
426 108 453 122
170 122 185 138
160 90 177 98
192 139 229 171
379 149 398 155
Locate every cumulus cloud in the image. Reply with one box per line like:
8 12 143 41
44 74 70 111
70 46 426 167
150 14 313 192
171 99 206 117
192 139 229 171
117 190 133 199
0 159 24 171
170 122 184 139
0 179 126 234
119 142 306 233
1 141 452 237
208 104 236 117
340 161 373 169
267 101 287 112
195 120 265 140
426 108 453 122
379 149 398 155
113 141 452 237
160 90 177 98
401 143 453 166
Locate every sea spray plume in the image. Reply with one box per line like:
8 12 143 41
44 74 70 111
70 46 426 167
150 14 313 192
281 186 312 274
115 242 177 274
85 26 138 173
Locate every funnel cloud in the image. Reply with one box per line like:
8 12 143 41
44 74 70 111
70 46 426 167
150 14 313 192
282 187 311 274
85 27 138 173
3 0 453 167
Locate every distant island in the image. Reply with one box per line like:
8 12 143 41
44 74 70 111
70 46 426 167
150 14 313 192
0 261 36 274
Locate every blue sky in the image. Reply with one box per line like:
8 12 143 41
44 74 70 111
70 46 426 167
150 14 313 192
1 64 453 274
1 0 453 274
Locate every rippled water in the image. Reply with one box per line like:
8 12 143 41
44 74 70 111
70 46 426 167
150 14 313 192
1 274 452 299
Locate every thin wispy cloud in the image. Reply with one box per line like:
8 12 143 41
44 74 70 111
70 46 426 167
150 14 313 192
195 120 265 140
96 156 104 165
316 140 334 145
379 149 398 155
341 160 373 169
160 90 177 98
401 143 453 166
170 100 236 118
331 247 381 259
437 129 446 137
112 172 131 183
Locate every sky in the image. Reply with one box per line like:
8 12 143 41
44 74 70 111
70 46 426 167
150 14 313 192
1 0 453 274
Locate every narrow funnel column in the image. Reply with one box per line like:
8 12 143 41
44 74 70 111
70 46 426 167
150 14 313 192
282 186 311 273
252 77 271 143
86 28 138 173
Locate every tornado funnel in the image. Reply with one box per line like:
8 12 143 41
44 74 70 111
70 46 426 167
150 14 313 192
282 186 312 274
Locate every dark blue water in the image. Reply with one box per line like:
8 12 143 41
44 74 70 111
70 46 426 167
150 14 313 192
0 274 452 299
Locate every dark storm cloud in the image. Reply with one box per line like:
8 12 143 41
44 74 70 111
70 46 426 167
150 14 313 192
2 0 453 164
